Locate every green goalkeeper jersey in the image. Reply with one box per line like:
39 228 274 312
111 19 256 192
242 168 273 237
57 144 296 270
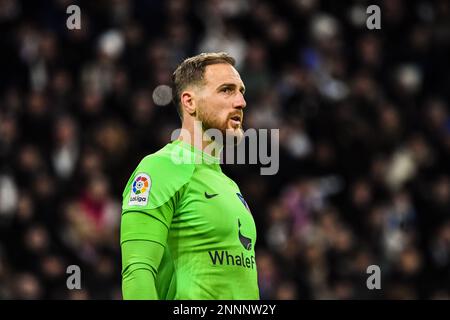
120 139 260 299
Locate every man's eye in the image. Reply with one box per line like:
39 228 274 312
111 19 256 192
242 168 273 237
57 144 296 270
222 87 232 93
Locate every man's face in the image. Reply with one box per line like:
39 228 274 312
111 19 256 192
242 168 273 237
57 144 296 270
194 63 247 142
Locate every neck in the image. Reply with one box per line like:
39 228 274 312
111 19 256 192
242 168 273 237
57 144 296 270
177 120 223 158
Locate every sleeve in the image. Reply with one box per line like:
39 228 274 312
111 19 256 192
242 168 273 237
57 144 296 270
120 182 176 299
121 212 166 300
120 153 194 300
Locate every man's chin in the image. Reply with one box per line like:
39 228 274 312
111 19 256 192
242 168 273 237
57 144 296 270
224 127 244 145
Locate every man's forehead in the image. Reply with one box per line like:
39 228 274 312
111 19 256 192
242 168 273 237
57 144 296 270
204 63 243 86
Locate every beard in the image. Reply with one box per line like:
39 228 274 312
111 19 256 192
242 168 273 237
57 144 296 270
196 106 244 146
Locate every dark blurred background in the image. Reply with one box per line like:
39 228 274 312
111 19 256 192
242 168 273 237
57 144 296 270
0 0 449 299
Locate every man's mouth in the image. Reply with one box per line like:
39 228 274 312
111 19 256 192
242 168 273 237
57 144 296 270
229 115 242 127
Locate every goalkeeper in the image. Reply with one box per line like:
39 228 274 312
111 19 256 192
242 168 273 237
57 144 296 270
120 52 259 299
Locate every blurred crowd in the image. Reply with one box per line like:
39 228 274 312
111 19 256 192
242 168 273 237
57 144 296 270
1 0 450 299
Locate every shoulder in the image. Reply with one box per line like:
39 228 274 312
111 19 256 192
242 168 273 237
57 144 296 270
122 143 195 209
138 143 197 180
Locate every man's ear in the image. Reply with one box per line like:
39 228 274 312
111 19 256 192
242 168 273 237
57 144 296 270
181 90 196 116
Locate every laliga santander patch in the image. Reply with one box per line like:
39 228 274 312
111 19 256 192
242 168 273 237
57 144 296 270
128 173 151 206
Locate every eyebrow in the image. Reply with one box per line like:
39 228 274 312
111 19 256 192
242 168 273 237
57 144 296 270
217 83 246 94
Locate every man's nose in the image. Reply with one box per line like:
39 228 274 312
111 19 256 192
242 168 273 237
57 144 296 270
234 92 247 109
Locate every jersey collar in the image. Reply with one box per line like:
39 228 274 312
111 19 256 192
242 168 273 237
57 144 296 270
171 139 222 170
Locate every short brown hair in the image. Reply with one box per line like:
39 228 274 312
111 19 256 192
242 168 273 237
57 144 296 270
172 52 236 119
